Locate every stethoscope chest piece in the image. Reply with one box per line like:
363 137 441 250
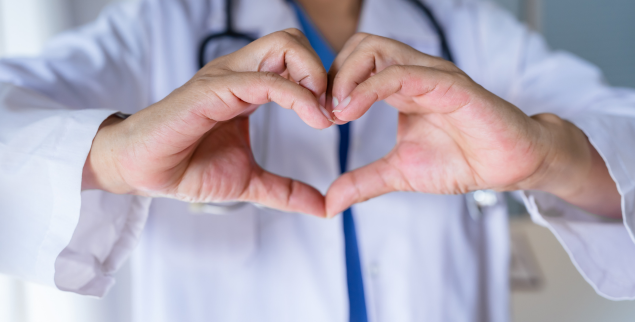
466 190 499 220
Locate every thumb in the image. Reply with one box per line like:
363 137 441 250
325 156 408 217
242 168 326 218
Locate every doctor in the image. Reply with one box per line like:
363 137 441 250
1 0 635 321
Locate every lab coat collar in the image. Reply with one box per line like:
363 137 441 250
357 0 439 52
232 0 440 57
234 0 301 39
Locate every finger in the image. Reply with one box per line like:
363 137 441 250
325 155 410 218
328 33 372 78
223 29 330 115
191 71 333 129
325 33 372 124
331 35 451 101
243 169 326 217
329 35 453 120
329 35 383 111
332 65 472 122
274 29 328 97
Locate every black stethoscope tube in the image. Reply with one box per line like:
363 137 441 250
197 0 257 69
405 0 454 62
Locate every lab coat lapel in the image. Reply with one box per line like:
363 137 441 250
350 0 445 172
233 0 442 57
234 0 301 38
358 0 442 57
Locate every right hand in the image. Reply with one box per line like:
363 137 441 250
82 29 332 217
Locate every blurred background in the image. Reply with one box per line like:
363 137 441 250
0 0 634 321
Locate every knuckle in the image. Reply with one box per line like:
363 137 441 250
343 32 373 50
268 29 309 52
185 77 235 118
385 64 407 75
433 57 461 72
267 30 294 45
359 34 378 48
445 61 462 73
360 34 387 48
259 71 282 85
437 69 457 83
285 180 297 208
278 29 298 41
188 75 225 98
451 70 473 85
206 55 229 68
532 113 562 125
362 33 379 43
282 28 304 38
187 75 216 91
350 32 371 43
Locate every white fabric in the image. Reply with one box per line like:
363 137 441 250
0 0 634 321
0 84 115 287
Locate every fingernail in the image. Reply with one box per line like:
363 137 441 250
333 96 351 113
319 93 326 107
319 104 334 122
333 97 339 108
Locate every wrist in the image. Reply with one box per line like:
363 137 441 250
82 115 134 194
518 113 621 218
519 113 593 199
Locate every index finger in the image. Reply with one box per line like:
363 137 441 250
325 33 371 124
329 34 450 119
221 29 330 108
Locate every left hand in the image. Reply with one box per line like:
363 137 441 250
324 33 620 218
83 29 331 217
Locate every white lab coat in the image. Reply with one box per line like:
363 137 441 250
1 0 635 321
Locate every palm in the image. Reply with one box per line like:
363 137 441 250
114 112 326 216
325 84 546 216
164 117 258 203
386 96 544 195
113 115 252 200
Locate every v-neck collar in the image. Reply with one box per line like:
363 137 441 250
288 1 337 70
226 0 442 58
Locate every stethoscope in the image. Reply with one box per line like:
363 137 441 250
191 0 497 219
197 0 451 68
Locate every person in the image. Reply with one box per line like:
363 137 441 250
0 0 634 321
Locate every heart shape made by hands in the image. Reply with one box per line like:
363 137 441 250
86 30 599 219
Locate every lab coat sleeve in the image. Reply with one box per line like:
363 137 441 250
465 1 635 300
0 1 155 296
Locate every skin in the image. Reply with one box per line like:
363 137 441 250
324 34 622 219
84 0 622 220
83 29 333 217
296 0 361 52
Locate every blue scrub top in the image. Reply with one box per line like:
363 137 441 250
290 3 369 322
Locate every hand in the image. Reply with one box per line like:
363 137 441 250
324 33 621 218
82 29 333 217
